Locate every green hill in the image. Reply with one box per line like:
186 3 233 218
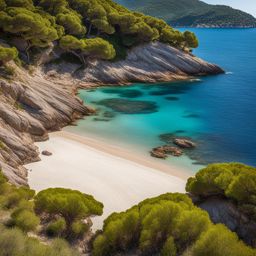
0 0 199 66
115 0 256 27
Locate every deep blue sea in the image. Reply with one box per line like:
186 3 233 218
67 29 256 171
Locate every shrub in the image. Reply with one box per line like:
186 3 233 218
10 209 40 232
93 193 209 256
35 188 103 224
0 46 18 65
4 192 22 209
0 226 25 256
4 186 35 209
46 238 79 256
70 220 89 238
0 225 78 256
191 224 255 256
46 218 67 237
186 163 256 220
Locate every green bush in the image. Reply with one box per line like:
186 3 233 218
0 225 79 256
0 226 26 256
0 46 18 65
93 191 256 256
35 188 103 239
70 220 89 238
191 224 255 256
93 193 209 256
4 186 35 209
10 209 40 232
46 218 67 237
35 188 103 222
186 163 256 219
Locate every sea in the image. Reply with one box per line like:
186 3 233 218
66 28 256 173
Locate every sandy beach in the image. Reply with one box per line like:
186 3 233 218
26 131 188 230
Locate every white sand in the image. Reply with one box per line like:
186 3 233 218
26 131 187 230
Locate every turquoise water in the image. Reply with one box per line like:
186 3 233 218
67 29 256 170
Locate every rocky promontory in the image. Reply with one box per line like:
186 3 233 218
0 42 223 185
46 42 224 87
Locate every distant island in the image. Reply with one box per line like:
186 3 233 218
115 0 256 28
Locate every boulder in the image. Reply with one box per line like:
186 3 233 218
42 150 52 156
150 145 183 159
173 138 196 148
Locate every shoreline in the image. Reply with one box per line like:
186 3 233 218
59 130 191 180
26 130 188 230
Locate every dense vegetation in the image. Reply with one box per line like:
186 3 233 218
1 163 256 255
0 170 103 254
116 0 256 27
0 0 198 66
92 192 255 256
186 163 256 221
35 187 103 238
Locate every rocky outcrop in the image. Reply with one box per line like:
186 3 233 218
151 145 183 159
0 66 92 185
46 42 224 87
173 138 196 148
194 196 256 247
0 42 223 185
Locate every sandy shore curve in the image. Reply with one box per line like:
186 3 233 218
26 131 188 230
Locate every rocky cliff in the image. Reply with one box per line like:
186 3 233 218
194 196 256 247
46 42 223 86
0 42 223 185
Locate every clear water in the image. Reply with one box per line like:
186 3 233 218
67 29 256 170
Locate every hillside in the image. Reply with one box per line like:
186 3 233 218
115 0 256 27
0 0 200 67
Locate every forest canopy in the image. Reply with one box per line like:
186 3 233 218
0 0 198 64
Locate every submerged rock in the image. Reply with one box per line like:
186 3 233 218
150 145 183 159
93 118 110 122
103 111 116 118
183 113 200 118
165 96 179 101
173 138 196 148
102 88 143 98
95 98 158 114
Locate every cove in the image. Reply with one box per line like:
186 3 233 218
67 28 256 171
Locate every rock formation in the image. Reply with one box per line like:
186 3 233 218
151 145 183 159
0 65 92 185
173 138 196 148
193 196 256 247
46 42 224 87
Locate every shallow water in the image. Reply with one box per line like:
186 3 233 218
67 28 256 171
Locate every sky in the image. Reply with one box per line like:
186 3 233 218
204 0 256 17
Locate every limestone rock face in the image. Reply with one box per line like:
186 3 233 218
0 66 91 185
77 42 224 86
195 196 256 247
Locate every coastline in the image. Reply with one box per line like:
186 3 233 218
26 130 188 230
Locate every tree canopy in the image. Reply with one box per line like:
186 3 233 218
186 163 256 220
0 0 198 64
34 188 103 224
92 192 256 256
